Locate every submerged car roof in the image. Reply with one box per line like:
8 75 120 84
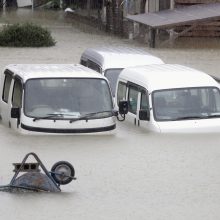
5 64 105 82
81 47 164 70
119 64 219 91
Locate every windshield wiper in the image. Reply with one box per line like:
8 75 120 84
206 113 220 118
172 116 206 121
69 110 116 123
33 113 65 122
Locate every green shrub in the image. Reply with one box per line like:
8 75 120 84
0 23 56 47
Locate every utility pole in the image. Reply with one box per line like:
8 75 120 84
169 0 175 45
87 0 91 17
170 0 175 10
112 0 116 34
145 0 149 13
60 0 63 9
3 0 6 12
118 0 124 36
105 0 111 32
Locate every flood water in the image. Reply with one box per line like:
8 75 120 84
0 8 220 220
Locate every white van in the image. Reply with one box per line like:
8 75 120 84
0 64 117 134
80 47 164 96
116 64 220 133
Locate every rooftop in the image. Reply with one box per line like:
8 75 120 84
5 64 104 82
126 3 220 29
81 47 164 70
119 64 218 91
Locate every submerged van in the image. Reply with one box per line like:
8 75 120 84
116 64 220 133
0 64 116 134
80 47 164 96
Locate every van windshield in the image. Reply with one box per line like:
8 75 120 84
153 87 220 121
24 78 113 119
104 68 123 97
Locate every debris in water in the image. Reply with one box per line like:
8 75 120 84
0 152 76 193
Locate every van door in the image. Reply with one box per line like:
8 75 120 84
10 77 23 130
117 81 149 126
0 71 13 127
127 84 140 125
117 81 151 127
137 91 151 129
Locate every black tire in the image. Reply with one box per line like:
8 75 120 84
51 161 75 185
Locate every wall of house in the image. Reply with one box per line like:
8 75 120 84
146 0 170 12
148 0 159 12
159 0 170 10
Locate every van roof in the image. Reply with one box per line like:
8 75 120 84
119 64 219 91
81 47 164 70
5 64 105 82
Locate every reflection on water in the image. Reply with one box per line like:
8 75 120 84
0 8 220 220
0 8 66 25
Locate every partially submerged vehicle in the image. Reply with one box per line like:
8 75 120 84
0 64 116 134
116 64 220 133
0 152 76 192
80 47 164 96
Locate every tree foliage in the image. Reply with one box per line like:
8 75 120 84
0 23 56 47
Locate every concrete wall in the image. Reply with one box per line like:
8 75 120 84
146 0 170 12
147 0 159 12
159 0 170 10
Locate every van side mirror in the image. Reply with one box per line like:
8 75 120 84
11 107 20 119
118 100 128 115
139 109 150 121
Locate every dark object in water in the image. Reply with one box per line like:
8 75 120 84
0 152 76 192
51 161 75 185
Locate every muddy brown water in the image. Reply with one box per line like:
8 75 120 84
0 8 220 220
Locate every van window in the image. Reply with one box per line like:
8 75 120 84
213 88 220 111
153 87 220 121
2 73 13 103
24 78 113 118
128 86 139 114
12 79 22 108
80 59 87 67
87 60 101 73
104 68 123 97
140 92 149 110
117 82 127 105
